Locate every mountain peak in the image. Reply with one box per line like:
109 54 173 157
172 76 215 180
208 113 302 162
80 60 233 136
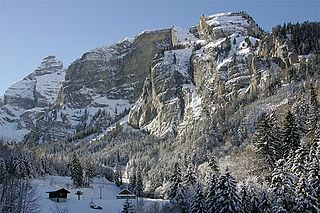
34 55 64 75
198 11 261 40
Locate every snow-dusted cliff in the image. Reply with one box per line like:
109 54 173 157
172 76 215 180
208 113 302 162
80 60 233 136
0 12 318 143
0 56 66 140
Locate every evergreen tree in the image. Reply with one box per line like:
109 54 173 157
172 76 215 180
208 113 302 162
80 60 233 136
208 155 220 175
189 184 205 213
239 185 253 213
271 159 296 212
258 192 272 213
293 176 318 212
167 162 182 202
253 113 281 170
214 169 243 213
180 165 197 211
128 163 137 194
282 111 300 157
114 164 123 187
83 159 95 187
70 154 83 188
135 167 143 197
290 141 310 178
205 172 219 213
307 144 320 204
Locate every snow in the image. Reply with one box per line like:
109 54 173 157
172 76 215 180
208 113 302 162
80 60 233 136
4 77 36 100
35 175 166 213
172 27 197 46
164 48 192 77
206 12 250 36
35 70 66 104
182 84 202 118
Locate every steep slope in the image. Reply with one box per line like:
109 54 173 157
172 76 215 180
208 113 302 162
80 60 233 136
0 56 66 140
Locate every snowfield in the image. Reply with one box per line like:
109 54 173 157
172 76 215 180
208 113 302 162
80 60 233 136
34 176 166 213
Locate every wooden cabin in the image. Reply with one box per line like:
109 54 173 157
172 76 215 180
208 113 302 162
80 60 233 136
46 188 70 203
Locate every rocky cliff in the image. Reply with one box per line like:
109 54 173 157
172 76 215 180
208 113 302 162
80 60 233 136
0 56 65 140
0 12 319 145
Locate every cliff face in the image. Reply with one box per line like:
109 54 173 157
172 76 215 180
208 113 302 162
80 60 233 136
0 29 173 142
128 12 285 138
0 12 319 144
0 56 66 140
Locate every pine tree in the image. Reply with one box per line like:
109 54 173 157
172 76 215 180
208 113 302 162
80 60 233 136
239 185 253 213
189 184 205 213
208 155 220 175
214 169 243 213
114 164 123 187
253 113 281 170
257 192 272 213
205 172 219 213
128 163 137 194
282 111 300 157
271 159 296 212
290 141 310 178
135 167 143 197
83 158 95 187
70 154 83 188
293 176 318 212
307 144 320 204
167 162 182 202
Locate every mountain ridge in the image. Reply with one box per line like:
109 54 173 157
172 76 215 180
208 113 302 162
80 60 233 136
0 11 319 145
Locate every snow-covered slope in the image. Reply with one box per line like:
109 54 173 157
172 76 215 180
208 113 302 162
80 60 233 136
35 175 166 213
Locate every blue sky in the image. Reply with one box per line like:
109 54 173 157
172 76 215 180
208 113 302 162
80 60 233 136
1 0 319 95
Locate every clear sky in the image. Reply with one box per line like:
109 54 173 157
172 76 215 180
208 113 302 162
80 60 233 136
1 0 319 95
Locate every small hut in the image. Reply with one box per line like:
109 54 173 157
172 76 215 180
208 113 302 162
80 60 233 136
46 188 70 203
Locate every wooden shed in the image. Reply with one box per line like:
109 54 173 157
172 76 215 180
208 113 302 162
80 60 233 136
46 188 70 203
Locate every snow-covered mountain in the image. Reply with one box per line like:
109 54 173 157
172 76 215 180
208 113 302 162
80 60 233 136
0 56 66 140
0 12 318 144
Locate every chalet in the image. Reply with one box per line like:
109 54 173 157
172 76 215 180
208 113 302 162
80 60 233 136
46 188 70 203
116 189 136 199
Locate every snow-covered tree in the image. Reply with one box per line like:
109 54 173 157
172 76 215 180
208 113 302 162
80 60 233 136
189 184 205 213
83 158 95 187
258 192 272 213
253 113 281 170
214 169 242 213
128 162 137 194
282 111 300 157
114 164 123 187
239 184 253 213
70 154 83 188
135 167 143 197
271 159 296 212
167 162 182 201
306 84 319 144
293 176 318 212
205 172 219 213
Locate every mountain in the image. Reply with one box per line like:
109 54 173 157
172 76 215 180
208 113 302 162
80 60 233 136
0 11 319 212
0 56 66 140
0 11 319 146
